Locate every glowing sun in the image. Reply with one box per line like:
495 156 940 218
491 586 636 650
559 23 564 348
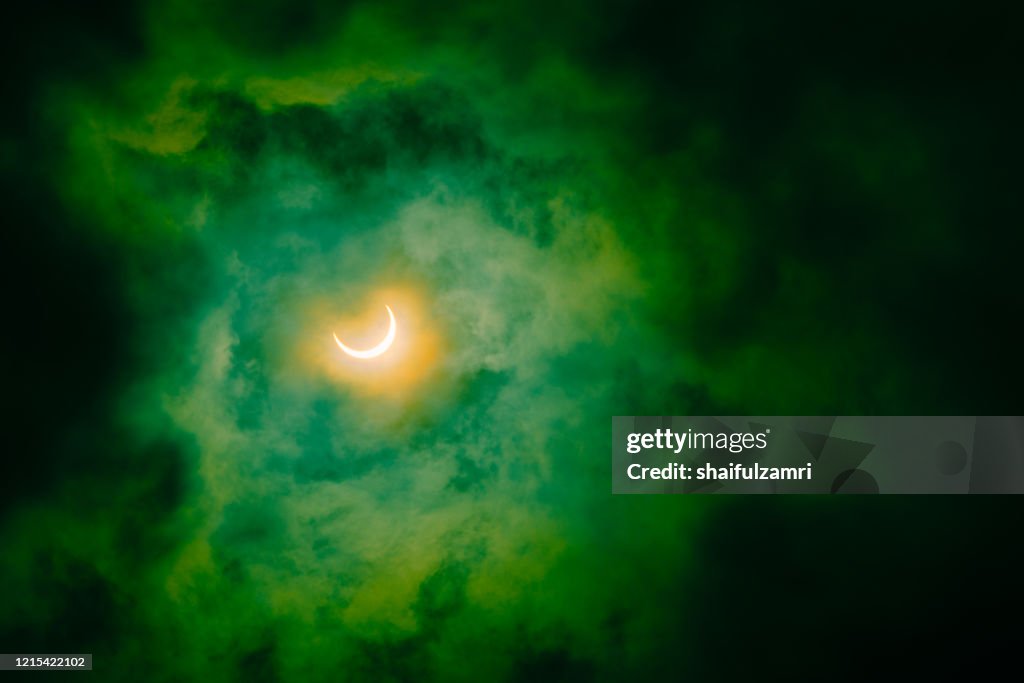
333 305 396 360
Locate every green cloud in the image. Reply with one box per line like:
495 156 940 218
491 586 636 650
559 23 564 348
5 1 1022 681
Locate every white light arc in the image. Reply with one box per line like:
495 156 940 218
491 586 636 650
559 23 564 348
333 305 396 360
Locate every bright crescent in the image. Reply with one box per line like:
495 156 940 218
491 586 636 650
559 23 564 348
334 305 396 359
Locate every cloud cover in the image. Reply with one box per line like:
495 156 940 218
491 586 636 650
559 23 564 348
3 1 1023 681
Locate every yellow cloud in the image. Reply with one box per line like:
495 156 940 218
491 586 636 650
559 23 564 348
108 76 208 156
244 67 421 110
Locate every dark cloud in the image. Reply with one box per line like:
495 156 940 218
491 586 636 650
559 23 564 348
3 1 1023 681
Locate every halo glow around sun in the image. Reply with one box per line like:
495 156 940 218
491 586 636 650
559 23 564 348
284 286 441 399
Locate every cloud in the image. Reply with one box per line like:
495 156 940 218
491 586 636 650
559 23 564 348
57 64 652 678
8 2 1022 680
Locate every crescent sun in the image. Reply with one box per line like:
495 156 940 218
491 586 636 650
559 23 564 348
333 305 397 360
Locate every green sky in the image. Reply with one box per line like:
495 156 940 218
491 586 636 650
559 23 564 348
2 1 1022 681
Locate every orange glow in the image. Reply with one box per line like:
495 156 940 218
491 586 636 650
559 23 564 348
283 284 444 399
